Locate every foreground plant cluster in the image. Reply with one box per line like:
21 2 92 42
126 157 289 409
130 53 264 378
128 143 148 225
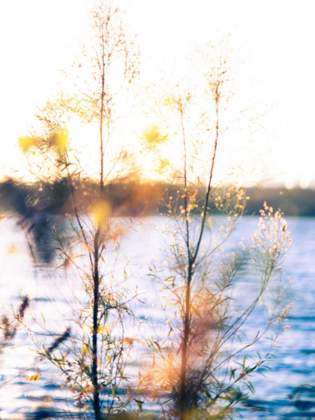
0 1 292 419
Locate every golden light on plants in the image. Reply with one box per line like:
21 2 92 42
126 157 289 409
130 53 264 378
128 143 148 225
158 158 170 174
92 200 111 225
143 124 168 147
18 136 38 153
49 128 69 153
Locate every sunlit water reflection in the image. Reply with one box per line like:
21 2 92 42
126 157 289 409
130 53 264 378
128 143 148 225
0 215 313 419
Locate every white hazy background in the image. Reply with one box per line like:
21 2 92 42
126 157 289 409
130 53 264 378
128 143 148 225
0 0 314 187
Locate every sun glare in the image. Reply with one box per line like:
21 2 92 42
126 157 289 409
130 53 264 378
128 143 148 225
0 0 314 187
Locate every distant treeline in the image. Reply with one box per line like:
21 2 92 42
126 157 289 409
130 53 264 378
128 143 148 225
1 178 315 217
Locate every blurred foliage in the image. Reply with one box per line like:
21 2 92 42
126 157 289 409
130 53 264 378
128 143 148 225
1 178 315 217
19 136 39 153
143 125 168 148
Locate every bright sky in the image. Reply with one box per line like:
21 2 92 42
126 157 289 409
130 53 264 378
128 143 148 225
1 0 315 188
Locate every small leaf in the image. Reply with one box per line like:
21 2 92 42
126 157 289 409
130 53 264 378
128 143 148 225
26 374 40 381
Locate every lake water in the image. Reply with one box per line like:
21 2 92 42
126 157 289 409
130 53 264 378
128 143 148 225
0 215 314 419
